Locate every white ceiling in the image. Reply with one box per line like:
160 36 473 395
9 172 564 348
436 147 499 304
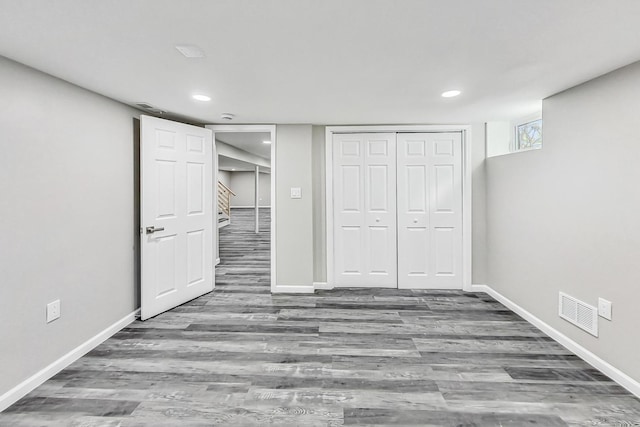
216 132 272 159
218 155 270 173
1 1 639 124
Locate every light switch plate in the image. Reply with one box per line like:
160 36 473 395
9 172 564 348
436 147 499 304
598 298 612 321
47 299 61 323
290 187 302 199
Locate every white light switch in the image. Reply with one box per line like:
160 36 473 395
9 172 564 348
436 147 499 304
598 298 612 321
290 187 302 199
47 299 61 323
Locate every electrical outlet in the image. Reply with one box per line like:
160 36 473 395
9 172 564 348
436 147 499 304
46 299 60 323
598 298 612 321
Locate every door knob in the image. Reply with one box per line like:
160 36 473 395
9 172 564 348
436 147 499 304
146 226 165 234
413 219 418 223
375 218 380 222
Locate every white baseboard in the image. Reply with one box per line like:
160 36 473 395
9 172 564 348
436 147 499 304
0 309 139 412
469 283 488 292
474 284 640 398
271 285 315 294
313 282 333 290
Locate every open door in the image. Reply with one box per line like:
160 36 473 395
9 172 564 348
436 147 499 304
140 115 214 320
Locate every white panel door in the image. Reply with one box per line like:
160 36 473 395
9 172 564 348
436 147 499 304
141 115 214 320
333 133 397 287
397 132 462 289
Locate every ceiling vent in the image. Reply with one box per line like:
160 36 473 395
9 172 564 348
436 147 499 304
175 45 205 58
135 103 166 115
559 292 598 337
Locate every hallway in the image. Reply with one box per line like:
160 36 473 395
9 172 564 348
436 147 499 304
2 208 640 425
217 208 271 290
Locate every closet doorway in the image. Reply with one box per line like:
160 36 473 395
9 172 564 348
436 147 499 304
326 126 472 291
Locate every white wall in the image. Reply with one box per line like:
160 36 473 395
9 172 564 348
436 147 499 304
0 57 139 396
486 121 512 157
275 125 314 289
486 60 640 383
228 171 271 207
218 170 231 188
470 123 487 284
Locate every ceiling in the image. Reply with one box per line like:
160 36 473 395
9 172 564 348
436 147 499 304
218 155 270 173
1 1 639 124
216 132 272 159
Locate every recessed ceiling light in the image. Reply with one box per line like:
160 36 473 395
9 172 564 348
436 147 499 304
192 94 211 102
263 140 272 144
231 168 236 171
175 45 205 58
441 90 461 98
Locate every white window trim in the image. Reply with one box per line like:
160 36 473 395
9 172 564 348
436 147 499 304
511 113 542 153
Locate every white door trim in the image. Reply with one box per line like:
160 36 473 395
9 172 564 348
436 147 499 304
206 124 277 293
325 125 473 291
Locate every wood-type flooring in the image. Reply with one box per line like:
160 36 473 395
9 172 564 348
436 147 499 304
2 208 640 426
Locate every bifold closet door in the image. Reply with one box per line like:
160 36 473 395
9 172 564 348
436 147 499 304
397 132 463 289
333 133 397 287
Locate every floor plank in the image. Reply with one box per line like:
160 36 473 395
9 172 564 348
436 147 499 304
2 208 640 426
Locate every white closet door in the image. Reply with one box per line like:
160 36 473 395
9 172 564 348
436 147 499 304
397 132 463 289
333 133 397 287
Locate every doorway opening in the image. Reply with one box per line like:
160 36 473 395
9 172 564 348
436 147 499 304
207 125 276 292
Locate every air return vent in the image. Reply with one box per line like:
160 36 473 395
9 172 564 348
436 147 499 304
175 45 205 58
135 103 166 115
559 292 598 336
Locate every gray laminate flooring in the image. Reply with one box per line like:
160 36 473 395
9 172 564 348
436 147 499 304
2 208 640 426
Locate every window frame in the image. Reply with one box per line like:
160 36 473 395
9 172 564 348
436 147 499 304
513 117 543 152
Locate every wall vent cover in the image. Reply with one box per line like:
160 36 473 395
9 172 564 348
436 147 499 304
135 103 166 115
559 292 598 336
175 45 205 58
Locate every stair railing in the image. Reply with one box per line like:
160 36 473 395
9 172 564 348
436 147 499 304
218 181 236 218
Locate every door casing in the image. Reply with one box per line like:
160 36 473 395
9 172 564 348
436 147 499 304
325 125 473 291
205 124 277 293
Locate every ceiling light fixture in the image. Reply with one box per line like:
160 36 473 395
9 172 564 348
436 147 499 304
192 94 211 102
441 90 461 98
263 140 272 144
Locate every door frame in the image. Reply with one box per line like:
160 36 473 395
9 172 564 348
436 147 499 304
325 125 473 291
206 124 277 293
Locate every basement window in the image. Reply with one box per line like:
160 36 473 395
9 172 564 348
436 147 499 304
515 118 543 151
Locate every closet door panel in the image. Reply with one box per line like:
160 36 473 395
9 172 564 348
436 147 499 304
397 135 430 287
333 133 397 287
333 135 365 282
398 132 463 289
